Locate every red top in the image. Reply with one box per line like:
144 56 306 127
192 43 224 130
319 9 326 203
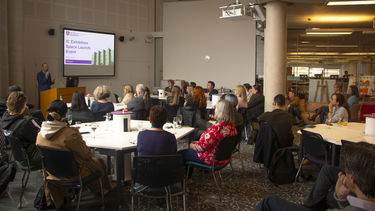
194 122 237 166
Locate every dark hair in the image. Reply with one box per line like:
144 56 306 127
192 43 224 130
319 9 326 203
46 100 68 121
288 87 296 94
341 141 375 198
70 90 88 111
274 94 285 107
149 105 168 128
208 81 215 88
6 91 27 113
253 84 261 92
168 80 175 86
333 93 351 120
8 85 22 94
243 83 251 90
349 85 359 98
221 94 238 108
190 82 196 88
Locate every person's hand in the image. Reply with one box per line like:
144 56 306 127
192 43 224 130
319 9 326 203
287 104 291 109
189 141 197 150
45 71 50 76
329 102 333 111
208 120 217 125
51 78 55 83
335 172 351 200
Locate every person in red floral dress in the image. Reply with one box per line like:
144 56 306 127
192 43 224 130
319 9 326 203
180 99 237 179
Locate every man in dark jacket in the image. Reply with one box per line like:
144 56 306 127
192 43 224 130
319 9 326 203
246 84 264 121
258 94 294 147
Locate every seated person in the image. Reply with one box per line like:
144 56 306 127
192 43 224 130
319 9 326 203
246 84 264 122
126 84 151 120
121 84 134 106
164 79 174 94
165 86 184 122
180 99 237 179
1 91 41 167
347 85 359 107
235 85 248 110
36 100 112 209
190 81 196 88
327 93 350 123
66 90 94 124
287 88 305 123
186 86 207 120
258 94 294 148
184 85 194 106
243 83 252 99
137 105 177 156
90 85 114 114
254 141 375 211
205 81 218 100
181 80 188 97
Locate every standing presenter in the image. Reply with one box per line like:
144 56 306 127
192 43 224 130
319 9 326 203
37 63 55 108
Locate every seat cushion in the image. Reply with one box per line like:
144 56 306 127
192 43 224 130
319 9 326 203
185 161 226 170
133 182 182 196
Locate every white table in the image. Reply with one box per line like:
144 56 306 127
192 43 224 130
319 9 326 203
76 120 194 208
301 122 375 165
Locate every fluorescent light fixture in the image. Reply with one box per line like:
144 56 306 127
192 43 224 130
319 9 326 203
306 31 352 35
315 44 358 47
306 28 353 35
288 52 375 56
327 0 375 6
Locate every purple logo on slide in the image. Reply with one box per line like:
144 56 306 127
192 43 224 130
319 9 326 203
66 31 70 35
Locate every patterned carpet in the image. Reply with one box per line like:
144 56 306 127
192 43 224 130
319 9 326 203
0 132 319 210
132 143 317 211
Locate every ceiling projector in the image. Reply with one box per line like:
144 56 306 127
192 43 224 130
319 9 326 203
219 1 266 22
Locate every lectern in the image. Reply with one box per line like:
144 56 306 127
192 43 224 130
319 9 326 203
40 87 86 118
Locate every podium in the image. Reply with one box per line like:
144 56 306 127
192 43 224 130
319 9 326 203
40 87 86 118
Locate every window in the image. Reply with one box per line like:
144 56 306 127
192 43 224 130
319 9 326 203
291 66 341 77
292 66 309 76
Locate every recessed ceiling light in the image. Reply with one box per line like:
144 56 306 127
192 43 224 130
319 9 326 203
327 0 375 6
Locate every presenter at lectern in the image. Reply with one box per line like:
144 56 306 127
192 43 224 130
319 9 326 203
37 63 55 108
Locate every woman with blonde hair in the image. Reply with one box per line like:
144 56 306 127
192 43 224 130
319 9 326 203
235 85 248 110
90 85 114 115
165 86 184 122
180 99 237 179
121 84 134 106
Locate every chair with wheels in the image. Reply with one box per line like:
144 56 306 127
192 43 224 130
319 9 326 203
295 129 331 182
131 154 186 211
185 135 237 202
38 146 105 211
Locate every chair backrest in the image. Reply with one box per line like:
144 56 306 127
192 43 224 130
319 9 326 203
359 104 375 121
214 136 238 161
132 154 184 187
114 94 120 103
179 107 197 127
300 130 329 164
38 146 79 178
7 135 28 163
349 104 361 122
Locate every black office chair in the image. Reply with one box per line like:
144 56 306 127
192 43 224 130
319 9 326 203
131 155 186 211
38 146 105 211
7 136 41 208
185 136 237 202
295 129 331 182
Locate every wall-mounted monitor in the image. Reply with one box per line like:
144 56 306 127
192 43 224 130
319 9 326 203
63 28 115 77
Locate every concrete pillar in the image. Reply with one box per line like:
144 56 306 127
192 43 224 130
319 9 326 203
264 1 287 112
7 0 24 89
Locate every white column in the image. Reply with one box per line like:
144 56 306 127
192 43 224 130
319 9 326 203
264 1 287 112
7 0 24 88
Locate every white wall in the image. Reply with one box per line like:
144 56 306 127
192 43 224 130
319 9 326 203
163 0 257 89
22 0 154 105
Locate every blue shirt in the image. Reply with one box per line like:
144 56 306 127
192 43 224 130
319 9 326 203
137 130 177 156
37 71 53 92
347 95 359 107
90 101 114 113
